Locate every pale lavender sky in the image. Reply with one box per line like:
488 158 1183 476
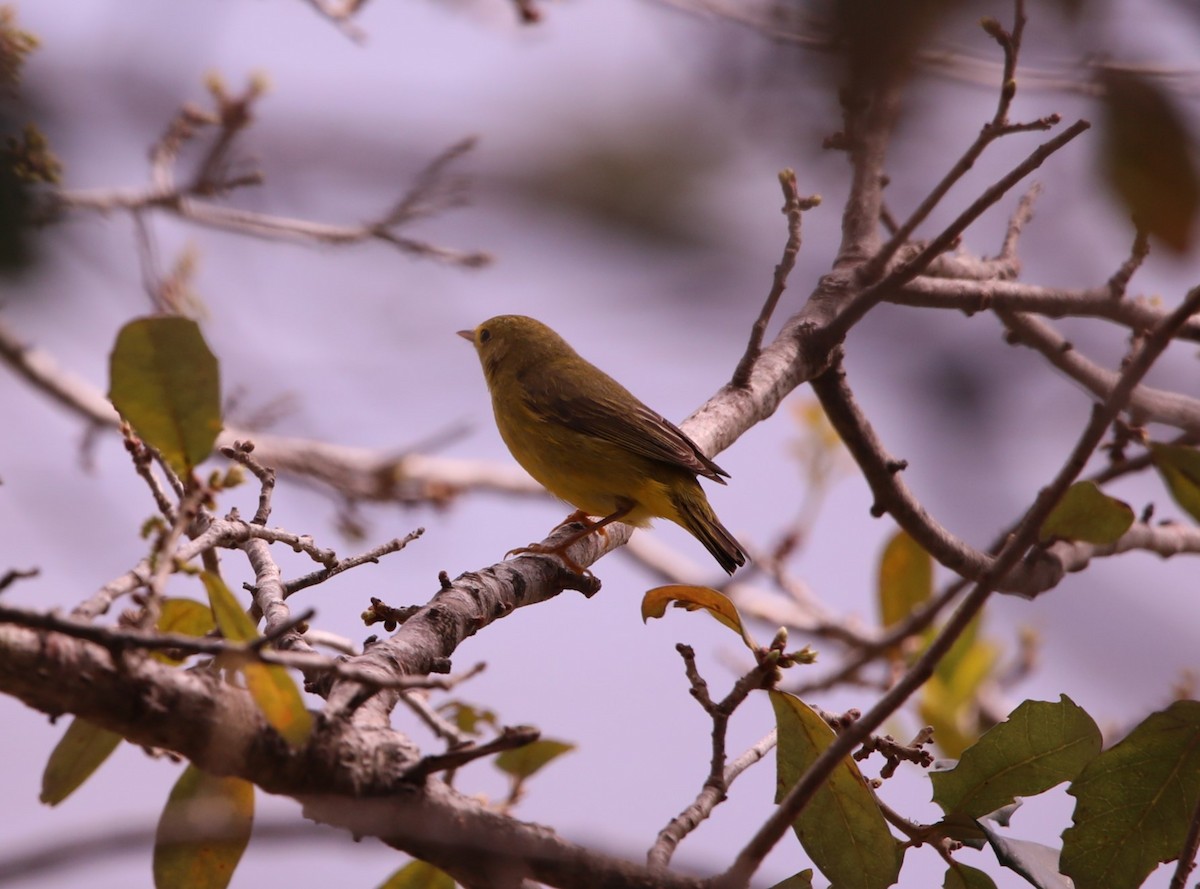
2 1 1198 887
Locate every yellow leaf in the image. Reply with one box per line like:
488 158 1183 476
242 661 313 748
877 530 932 663
201 572 312 747
153 765 254 889
642 584 756 649
920 676 975 759
1100 67 1200 253
376 860 456 889
437 701 498 736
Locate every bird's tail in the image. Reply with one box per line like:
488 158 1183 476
671 486 747 575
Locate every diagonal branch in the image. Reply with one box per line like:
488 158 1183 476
718 284 1200 889
999 310 1200 434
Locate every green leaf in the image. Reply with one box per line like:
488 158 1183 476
978 821 1073 889
1150 442 1200 523
932 809 987 845
931 696 1101 819
437 701 498 736
494 739 575 780
929 613 989 699
376 860 456 889
770 691 903 889
1099 67 1200 252
767 871 814 889
108 316 222 477
641 584 756 649
878 528 933 630
40 717 123 805
153 597 217 665
1061 699 1200 889
1038 481 1134 544
242 660 314 748
936 627 999 705
943 861 998 889
153 764 254 889
201 572 313 747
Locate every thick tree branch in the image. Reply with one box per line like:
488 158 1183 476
0 620 708 889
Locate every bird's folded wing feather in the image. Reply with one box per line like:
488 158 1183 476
518 367 729 483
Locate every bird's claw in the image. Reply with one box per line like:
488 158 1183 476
505 543 593 577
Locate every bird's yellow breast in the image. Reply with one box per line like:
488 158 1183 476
491 395 680 528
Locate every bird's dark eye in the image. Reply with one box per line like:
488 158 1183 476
479 328 491 343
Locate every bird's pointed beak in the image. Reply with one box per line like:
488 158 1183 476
456 329 474 342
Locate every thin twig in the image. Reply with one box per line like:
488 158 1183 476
75 517 340 620
0 568 39 593
140 485 210 629
400 691 475 747
242 535 314 653
122 424 177 521
48 84 490 268
894 277 1200 343
403 723 538 782
221 441 276 525
868 2 1039 278
648 646 775 868
1107 227 1151 298
383 137 477 225
250 608 316 651
283 530 424 597
1169 788 1200 889
790 578 970 696
649 731 777 869
732 170 817 387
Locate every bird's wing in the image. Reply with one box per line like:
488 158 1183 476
519 367 730 483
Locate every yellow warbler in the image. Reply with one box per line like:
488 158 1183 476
459 315 745 574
